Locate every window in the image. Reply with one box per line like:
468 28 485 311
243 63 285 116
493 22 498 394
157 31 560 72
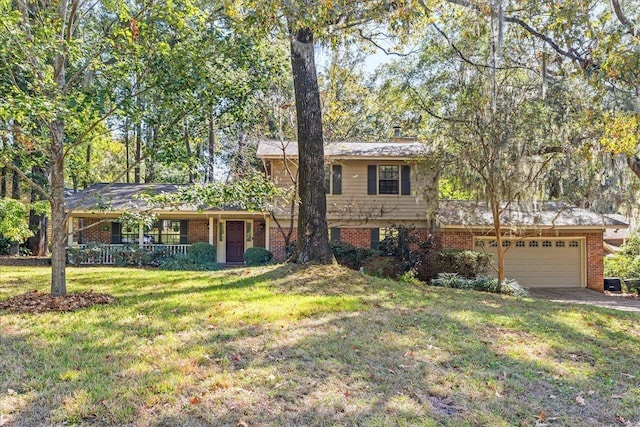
330 227 341 242
502 240 511 247
569 240 579 247
515 241 526 247
324 164 342 195
555 241 565 247
529 241 539 247
378 165 399 194
142 220 188 244
542 240 552 247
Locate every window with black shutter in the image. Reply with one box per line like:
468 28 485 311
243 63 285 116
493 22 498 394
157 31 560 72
111 222 121 244
370 228 380 250
378 165 399 194
179 220 189 244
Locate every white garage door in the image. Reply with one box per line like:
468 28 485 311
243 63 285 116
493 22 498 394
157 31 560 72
476 238 583 288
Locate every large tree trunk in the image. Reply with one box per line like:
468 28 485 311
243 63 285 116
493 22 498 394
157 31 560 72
50 117 67 296
288 28 334 264
50 3 68 296
9 150 22 255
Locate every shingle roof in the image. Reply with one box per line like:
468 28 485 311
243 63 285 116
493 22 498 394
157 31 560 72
438 200 628 229
256 139 431 159
65 183 190 211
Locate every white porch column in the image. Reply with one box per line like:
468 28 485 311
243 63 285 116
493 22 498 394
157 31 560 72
67 216 74 246
265 217 270 251
138 223 144 248
208 217 214 245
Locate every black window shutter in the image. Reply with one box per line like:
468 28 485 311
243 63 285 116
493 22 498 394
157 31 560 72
401 165 411 195
330 227 341 242
370 228 380 250
179 220 189 244
111 222 121 244
332 165 342 195
367 165 377 195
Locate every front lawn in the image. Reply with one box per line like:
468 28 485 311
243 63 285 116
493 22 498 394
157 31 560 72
1 265 639 426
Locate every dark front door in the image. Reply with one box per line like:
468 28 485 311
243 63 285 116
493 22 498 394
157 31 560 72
226 221 245 262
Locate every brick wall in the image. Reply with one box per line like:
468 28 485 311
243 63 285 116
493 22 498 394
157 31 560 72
253 220 266 248
270 227 297 262
79 218 112 244
439 231 474 250
340 228 371 249
188 220 209 243
586 233 604 291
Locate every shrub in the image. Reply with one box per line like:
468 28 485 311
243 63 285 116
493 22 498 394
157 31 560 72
361 255 398 278
159 242 220 271
66 242 105 265
431 273 528 296
244 247 273 266
187 242 216 264
160 255 223 271
0 237 9 255
330 241 376 270
432 250 490 278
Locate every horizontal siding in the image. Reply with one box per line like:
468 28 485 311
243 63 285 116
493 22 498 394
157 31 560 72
270 159 437 222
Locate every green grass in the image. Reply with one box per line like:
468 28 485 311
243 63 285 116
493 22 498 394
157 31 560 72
1 264 639 426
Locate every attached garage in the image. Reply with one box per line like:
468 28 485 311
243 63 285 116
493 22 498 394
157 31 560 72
475 238 585 288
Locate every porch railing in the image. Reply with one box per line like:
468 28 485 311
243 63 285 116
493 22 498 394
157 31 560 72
69 244 190 265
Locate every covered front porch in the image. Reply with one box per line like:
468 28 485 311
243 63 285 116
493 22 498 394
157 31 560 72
67 211 271 265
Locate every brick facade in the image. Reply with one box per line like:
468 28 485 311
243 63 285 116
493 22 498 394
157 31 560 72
437 228 605 292
253 220 266 249
340 228 371 249
188 220 209 243
78 218 112 244
270 227 297 262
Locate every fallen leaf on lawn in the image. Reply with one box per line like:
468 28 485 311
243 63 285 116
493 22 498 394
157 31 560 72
237 418 248 427
537 409 547 421
588 390 595 396
343 390 350 397
190 396 201 405
575 395 586 406
612 394 624 399
615 413 626 424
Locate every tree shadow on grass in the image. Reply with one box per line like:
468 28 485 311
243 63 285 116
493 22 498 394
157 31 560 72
3 272 640 426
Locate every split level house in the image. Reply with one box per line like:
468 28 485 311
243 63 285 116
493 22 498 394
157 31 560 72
65 139 627 291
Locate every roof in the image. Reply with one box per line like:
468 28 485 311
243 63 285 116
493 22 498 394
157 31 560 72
438 200 629 229
603 214 632 241
66 183 182 211
256 139 431 159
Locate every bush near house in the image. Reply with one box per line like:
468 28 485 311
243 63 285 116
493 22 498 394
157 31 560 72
432 272 528 296
605 233 640 294
431 249 491 278
244 247 273 266
160 243 221 271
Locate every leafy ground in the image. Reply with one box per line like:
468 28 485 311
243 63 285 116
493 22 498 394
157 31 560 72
1 265 639 427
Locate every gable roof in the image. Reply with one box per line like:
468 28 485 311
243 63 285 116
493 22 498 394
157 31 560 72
438 200 628 229
65 183 190 212
256 139 431 160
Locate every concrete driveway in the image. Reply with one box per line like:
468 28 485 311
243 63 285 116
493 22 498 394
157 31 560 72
528 288 640 313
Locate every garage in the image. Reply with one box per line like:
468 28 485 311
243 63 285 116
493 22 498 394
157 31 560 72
475 238 584 288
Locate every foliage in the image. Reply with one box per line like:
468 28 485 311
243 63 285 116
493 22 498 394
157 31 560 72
432 250 491 278
66 243 106 266
148 174 280 212
187 243 217 265
0 237 10 255
244 247 273 266
360 254 398 279
330 241 376 270
0 198 34 243
159 255 223 271
160 242 220 271
431 273 528 296
604 232 640 280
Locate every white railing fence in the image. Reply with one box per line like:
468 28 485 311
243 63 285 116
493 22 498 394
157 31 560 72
69 244 190 265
